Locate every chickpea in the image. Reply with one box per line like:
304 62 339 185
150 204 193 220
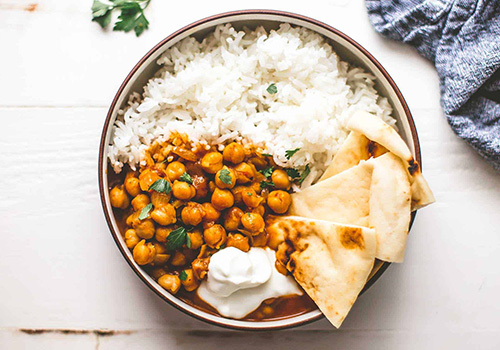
223 207 244 231
201 203 221 222
208 181 216 193
155 226 173 242
170 251 187 266
215 166 236 189
234 162 255 184
252 204 266 217
250 181 263 194
203 221 215 230
181 269 200 292
181 202 205 226
223 142 245 164
267 190 292 214
276 241 293 274
124 229 140 249
192 258 210 280
201 152 223 174
262 306 274 317
192 175 209 200
226 233 250 252
271 169 291 190
242 188 262 208
203 224 227 249
151 204 177 226
126 211 140 227
266 223 285 250
172 180 196 200
166 161 186 182
187 229 204 250
133 240 156 265
110 185 129 209
152 242 170 266
248 157 268 170
150 190 171 208
131 194 150 211
139 168 161 191
150 267 167 280
124 173 141 197
133 218 155 239
211 188 234 210
241 213 265 234
158 274 181 294
252 230 268 247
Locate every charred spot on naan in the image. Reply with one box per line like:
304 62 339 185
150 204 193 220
339 227 365 250
408 158 420 176
367 141 387 158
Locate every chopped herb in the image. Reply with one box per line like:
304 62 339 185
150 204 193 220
218 168 233 185
91 0 151 37
260 180 275 190
219 243 226 250
266 83 278 94
186 233 192 249
299 164 311 184
179 270 188 281
179 172 193 184
286 168 301 179
259 167 273 179
285 148 300 160
138 203 153 220
261 153 272 157
166 227 188 251
247 192 253 196
161 159 168 163
148 178 171 194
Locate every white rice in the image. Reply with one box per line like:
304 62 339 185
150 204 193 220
108 23 395 186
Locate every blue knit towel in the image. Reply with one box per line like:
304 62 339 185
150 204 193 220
366 0 500 170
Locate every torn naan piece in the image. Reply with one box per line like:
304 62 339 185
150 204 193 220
369 153 411 262
289 160 374 227
272 216 376 328
347 110 435 210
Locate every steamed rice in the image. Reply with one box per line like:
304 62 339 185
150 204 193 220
108 23 395 186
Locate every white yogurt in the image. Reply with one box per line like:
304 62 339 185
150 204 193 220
197 247 302 319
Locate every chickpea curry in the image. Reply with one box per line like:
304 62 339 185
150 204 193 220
109 134 316 321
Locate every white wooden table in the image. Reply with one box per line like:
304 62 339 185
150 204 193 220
2 0 500 349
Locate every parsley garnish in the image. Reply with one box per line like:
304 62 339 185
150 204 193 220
260 180 275 190
261 153 272 157
247 192 253 196
91 0 151 37
286 168 301 179
166 227 189 251
299 164 311 184
285 148 300 160
179 172 193 184
259 167 273 179
138 203 153 220
179 270 188 281
266 83 278 94
148 178 171 194
218 168 233 185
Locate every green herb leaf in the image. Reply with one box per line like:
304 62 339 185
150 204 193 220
260 180 275 190
138 203 153 220
179 270 188 281
179 172 193 184
261 153 272 157
186 233 192 249
91 0 111 18
299 164 311 184
266 83 278 94
148 178 171 194
285 148 300 160
166 227 188 251
218 168 233 185
247 192 253 196
91 0 151 36
259 167 273 179
286 168 301 179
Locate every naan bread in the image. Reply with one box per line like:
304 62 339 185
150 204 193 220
369 153 411 262
347 111 435 210
289 160 374 227
272 216 376 328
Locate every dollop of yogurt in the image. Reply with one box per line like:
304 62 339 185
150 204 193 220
197 247 302 319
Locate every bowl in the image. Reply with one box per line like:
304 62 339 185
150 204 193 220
98 9 420 331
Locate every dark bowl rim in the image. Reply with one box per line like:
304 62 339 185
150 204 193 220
98 9 421 331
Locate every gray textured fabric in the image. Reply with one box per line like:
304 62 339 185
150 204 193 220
366 0 500 170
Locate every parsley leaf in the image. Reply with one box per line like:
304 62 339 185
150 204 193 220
138 203 153 220
179 172 193 184
299 164 311 184
286 168 300 179
261 153 272 157
266 83 278 94
259 167 273 179
148 178 171 194
260 180 275 190
218 168 233 185
91 0 151 37
179 270 188 281
285 148 300 160
166 227 188 251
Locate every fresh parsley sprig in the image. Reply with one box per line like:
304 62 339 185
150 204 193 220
259 167 274 179
91 0 151 37
285 148 300 160
179 172 193 184
299 164 311 184
166 227 191 251
266 83 278 94
138 203 153 220
218 169 233 185
148 178 171 194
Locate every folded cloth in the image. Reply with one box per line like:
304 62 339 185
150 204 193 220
366 0 500 170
